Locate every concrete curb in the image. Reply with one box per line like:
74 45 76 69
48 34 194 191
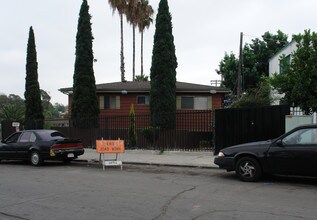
74 159 217 169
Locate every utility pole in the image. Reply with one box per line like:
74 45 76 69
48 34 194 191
237 32 243 97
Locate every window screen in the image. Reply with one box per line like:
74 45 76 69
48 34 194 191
194 97 208 110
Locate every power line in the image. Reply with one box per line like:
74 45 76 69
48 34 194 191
242 33 291 45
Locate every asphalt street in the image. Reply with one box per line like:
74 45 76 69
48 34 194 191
1 162 317 220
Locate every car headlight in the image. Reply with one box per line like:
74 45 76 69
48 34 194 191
218 152 225 157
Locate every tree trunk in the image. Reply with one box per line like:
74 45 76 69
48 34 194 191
120 13 125 82
132 24 136 81
141 31 144 77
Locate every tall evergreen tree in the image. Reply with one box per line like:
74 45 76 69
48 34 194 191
150 0 177 129
128 104 136 148
71 0 99 128
25 26 44 129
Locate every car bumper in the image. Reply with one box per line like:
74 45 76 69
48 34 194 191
50 148 85 158
214 156 235 171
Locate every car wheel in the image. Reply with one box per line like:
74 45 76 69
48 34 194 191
30 150 43 166
235 156 262 182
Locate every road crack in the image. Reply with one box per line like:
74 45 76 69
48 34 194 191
0 190 82 210
192 209 305 219
0 211 30 220
152 186 196 220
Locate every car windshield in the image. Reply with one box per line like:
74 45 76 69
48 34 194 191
36 131 66 140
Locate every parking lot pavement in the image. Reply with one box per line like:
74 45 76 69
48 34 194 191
76 148 218 168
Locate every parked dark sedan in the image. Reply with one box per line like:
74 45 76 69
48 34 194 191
0 130 84 166
214 124 317 181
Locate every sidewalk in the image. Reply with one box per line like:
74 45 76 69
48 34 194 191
76 148 218 168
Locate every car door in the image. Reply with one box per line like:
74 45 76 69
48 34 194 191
268 127 317 176
0 132 22 159
15 131 37 159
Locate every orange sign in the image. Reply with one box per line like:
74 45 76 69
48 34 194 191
96 140 125 154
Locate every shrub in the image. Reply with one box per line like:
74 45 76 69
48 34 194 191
199 140 211 148
142 127 160 146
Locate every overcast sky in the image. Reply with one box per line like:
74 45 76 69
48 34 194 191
1 0 317 105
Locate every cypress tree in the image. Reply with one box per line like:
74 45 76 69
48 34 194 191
24 26 44 129
150 0 177 129
128 104 137 148
71 0 99 128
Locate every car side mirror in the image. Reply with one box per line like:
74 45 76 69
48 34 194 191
275 139 284 147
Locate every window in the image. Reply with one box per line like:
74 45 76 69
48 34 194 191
99 96 120 109
137 96 150 105
283 128 317 145
279 54 291 74
178 96 210 110
37 131 65 140
105 96 116 109
195 97 208 110
5 132 21 143
181 97 194 109
20 132 36 143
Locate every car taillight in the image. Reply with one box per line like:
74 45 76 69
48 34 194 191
51 143 83 149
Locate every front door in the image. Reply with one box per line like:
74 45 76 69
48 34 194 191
0 132 22 159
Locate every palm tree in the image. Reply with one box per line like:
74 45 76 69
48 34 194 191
134 74 149 81
126 0 139 81
108 0 127 82
137 0 153 77
0 104 25 122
